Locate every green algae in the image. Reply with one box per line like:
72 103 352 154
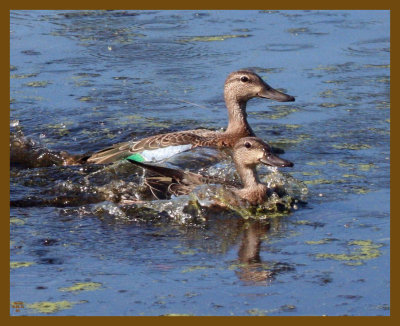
143 118 171 129
304 178 334 185
78 96 93 102
377 76 390 83
323 79 346 85
315 240 382 263
345 185 370 195
24 81 50 87
10 261 35 269
284 124 300 129
306 238 337 245
363 64 390 69
177 249 196 256
320 103 341 108
59 282 102 292
181 265 209 273
319 89 334 98
292 220 324 227
74 80 93 87
273 134 311 146
342 174 362 179
358 163 375 171
26 300 85 314
268 106 298 120
376 101 390 110
333 143 371 150
179 34 250 43
306 161 327 166
287 27 309 34
44 123 72 137
301 171 320 176
11 73 38 79
314 64 338 72
10 217 25 225
247 308 271 316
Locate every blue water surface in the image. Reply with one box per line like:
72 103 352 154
10 10 390 316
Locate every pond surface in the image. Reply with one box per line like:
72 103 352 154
10 10 390 316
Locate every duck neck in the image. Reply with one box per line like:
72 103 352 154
224 95 255 136
235 161 262 189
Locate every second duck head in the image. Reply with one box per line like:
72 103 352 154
233 137 294 169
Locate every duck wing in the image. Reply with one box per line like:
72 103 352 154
85 129 219 164
128 159 240 186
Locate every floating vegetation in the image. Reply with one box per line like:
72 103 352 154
249 105 298 120
376 101 390 110
319 90 334 98
283 124 300 129
333 143 371 150
247 308 273 316
73 72 101 78
265 43 313 52
26 300 85 314
377 76 390 83
178 34 250 43
245 66 285 74
323 79 346 85
315 240 382 264
44 122 72 137
314 65 338 72
306 161 327 166
306 238 338 245
24 81 50 87
363 64 390 69
176 249 196 256
342 174 363 179
181 265 209 273
10 217 25 225
286 27 309 35
344 185 370 194
304 178 334 185
301 171 320 176
292 220 325 228
358 163 375 171
59 282 102 292
320 103 342 108
78 96 93 102
73 80 93 87
10 261 35 269
272 134 311 147
11 73 38 79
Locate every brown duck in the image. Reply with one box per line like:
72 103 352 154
84 70 295 164
127 137 294 206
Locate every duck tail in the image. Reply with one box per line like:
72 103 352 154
84 141 133 164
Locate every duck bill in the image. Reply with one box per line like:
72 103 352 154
260 154 294 168
258 84 295 102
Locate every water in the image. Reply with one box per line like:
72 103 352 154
10 10 390 316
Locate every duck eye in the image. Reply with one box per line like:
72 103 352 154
244 142 251 148
240 76 249 83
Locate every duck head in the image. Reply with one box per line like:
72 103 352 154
224 70 295 103
233 137 294 168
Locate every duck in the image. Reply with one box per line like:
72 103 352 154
83 70 295 164
127 137 294 206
